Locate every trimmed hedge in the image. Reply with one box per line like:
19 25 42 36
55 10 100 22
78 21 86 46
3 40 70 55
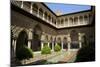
41 44 51 54
16 46 33 60
54 43 61 52
75 42 95 62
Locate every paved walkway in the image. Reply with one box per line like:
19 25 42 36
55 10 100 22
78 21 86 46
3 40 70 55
47 51 77 63
14 50 78 65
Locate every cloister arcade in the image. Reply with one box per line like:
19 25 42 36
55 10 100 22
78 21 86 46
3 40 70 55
11 1 95 60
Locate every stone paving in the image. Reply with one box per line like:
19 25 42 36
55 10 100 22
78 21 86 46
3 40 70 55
47 50 77 63
14 50 78 65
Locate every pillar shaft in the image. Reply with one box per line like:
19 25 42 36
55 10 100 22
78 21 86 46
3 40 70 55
14 39 16 57
52 42 54 51
28 40 31 48
48 42 50 47
79 42 82 48
30 3 33 13
21 1 23 8
61 42 64 50
41 41 44 50
68 42 70 51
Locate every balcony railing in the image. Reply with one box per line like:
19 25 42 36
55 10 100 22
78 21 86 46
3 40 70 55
11 1 92 28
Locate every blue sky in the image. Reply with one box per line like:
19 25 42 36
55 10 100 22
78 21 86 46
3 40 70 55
45 3 91 15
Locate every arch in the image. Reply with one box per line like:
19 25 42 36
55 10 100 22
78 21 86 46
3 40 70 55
84 15 88 22
39 8 43 17
74 17 78 24
24 2 31 9
45 35 48 42
56 37 61 47
57 37 61 43
16 30 28 52
50 36 53 49
32 3 38 14
44 12 48 20
48 15 51 21
70 30 79 49
61 19 64 25
63 37 68 50
79 16 83 24
82 35 87 47
65 18 68 25
63 37 67 43
69 17 73 24
32 24 42 51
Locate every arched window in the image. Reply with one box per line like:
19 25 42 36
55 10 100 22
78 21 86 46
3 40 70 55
79 16 83 24
63 37 68 49
48 14 51 22
74 17 78 24
44 12 48 20
39 8 43 17
84 15 88 23
61 19 64 26
65 18 68 25
89 14 92 23
32 4 38 14
69 17 73 25
70 30 79 49
24 2 31 10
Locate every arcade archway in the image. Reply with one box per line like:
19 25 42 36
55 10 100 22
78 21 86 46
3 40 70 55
16 30 28 53
32 24 42 51
70 30 79 49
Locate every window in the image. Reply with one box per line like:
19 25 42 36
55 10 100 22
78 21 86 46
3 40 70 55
23 2 31 11
84 15 88 23
44 12 48 20
74 17 78 24
32 4 38 14
69 18 73 25
61 19 64 25
39 8 43 17
79 16 83 24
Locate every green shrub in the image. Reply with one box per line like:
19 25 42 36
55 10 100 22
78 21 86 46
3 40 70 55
16 45 33 60
54 43 61 52
41 44 51 54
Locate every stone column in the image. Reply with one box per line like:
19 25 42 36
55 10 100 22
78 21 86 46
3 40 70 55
79 33 82 48
61 42 64 51
78 16 80 25
68 42 71 51
41 41 44 50
79 42 82 48
68 17 70 26
30 3 33 13
48 42 50 47
37 8 39 17
12 39 15 58
52 42 54 51
83 15 85 24
14 39 16 57
67 34 71 51
43 12 45 20
21 1 23 8
28 40 31 48
28 30 32 49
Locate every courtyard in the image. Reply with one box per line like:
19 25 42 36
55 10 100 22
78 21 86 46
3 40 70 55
11 1 95 66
